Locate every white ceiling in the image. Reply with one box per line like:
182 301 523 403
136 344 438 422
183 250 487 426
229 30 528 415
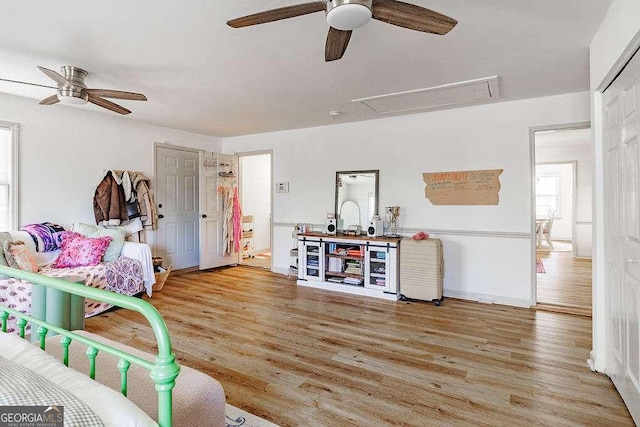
0 1 611 137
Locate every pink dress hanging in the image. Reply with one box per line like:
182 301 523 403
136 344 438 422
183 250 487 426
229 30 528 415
232 187 243 253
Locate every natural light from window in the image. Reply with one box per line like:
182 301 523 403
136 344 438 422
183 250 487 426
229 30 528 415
0 125 15 231
536 173 561 218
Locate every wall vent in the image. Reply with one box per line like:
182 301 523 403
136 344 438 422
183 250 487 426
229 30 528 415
352 76 500 115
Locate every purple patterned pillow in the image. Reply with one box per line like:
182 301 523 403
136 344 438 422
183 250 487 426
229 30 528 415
52 231 112 268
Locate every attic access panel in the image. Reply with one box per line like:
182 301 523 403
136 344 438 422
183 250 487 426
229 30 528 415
353 76 500 115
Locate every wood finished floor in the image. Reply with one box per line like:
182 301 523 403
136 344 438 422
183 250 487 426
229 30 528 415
536 251 592 315
86 266 630 426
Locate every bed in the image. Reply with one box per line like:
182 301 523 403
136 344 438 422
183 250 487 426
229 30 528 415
0 231 155 335
0 265 226 426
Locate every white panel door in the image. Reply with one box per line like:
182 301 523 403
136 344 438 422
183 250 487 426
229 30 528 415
604 48 640 422
155 146 200 270
199 152 237 270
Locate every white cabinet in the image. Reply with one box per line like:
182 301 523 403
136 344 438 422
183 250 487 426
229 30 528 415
297 233 400 300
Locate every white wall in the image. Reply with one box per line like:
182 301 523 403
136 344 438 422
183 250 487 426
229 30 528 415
536 140 593 257
0 92 221 228
240 153 271 252
590 0 640 90
224 92 591 306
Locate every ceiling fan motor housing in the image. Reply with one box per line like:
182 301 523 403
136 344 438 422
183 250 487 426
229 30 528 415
58 66 88 104
326 0 373 31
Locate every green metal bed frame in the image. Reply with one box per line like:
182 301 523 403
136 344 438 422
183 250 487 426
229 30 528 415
0 265 180 427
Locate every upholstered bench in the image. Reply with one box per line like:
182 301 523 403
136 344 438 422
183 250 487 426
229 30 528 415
45 331 226 426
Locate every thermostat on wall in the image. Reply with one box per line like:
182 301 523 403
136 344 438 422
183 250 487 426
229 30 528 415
275 182 289 193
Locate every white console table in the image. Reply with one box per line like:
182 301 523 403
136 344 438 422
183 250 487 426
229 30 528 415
297 233 401 300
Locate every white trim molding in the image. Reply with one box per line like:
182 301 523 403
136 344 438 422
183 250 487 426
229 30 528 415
272 222 531 240
443 289 531 308
0 121 20 229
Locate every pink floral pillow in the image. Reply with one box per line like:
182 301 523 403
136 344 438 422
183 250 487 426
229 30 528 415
52 231 112 269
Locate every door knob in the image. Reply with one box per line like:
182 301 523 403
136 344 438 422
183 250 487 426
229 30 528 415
158 214 164 219
201 214 207 218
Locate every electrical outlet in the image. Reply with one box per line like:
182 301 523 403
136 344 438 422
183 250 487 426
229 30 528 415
275 182 289 193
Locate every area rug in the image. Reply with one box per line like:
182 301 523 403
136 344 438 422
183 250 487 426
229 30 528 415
226 403 279 427
536 256 546 274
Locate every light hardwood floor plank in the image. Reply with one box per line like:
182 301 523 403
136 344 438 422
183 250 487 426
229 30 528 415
537 251 592 314
86 266 630 426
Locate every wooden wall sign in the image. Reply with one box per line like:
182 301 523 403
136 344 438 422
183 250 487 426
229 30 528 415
423 169 503 205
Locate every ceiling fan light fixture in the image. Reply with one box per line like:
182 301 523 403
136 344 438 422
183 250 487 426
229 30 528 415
57 95 88 105
326 0 372 31
57 86 88 105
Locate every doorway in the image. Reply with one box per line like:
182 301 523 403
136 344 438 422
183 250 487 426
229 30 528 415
238 151 272 270
533 126 593 315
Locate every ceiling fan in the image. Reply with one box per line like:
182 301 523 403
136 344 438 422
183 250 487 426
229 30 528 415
227 0 457 62
0 66 147 115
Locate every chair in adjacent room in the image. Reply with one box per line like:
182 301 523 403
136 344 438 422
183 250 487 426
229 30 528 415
540 210 556 249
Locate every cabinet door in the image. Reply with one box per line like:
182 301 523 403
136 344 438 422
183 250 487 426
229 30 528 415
301 240 323 281
366 245 389 291
365 244 399 293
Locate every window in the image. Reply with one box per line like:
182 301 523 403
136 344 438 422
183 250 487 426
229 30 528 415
0 122 18 231
535 173 560 218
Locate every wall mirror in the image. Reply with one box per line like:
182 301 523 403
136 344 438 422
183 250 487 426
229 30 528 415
335 170 379 228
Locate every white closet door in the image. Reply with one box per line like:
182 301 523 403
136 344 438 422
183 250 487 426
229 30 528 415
604 48 640 422
199 152 238 270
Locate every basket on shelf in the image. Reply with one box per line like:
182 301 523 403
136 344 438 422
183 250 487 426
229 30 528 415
153 265 172 292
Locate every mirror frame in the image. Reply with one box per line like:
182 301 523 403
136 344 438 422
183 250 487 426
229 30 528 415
334 170 379 224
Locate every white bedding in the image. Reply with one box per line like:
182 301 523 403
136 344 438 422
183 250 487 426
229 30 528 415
0 332 157 427
121 241 156 295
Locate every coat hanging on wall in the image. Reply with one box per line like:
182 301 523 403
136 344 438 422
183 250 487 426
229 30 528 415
93 170 158 243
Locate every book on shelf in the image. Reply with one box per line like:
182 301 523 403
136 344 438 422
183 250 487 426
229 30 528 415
327 257 344 272
343 277 363 285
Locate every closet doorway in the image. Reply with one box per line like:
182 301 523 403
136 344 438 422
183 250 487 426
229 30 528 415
238 151 272 270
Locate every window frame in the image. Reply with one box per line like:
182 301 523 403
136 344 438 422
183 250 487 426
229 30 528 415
535 172 561 218
0 120 19 230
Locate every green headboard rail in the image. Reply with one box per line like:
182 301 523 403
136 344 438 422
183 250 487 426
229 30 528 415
0 265 180 427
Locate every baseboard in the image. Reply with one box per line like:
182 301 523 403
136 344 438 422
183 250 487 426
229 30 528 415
171 266 200 275
588 351 597 372
443 289 531 308
272 266 291 276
